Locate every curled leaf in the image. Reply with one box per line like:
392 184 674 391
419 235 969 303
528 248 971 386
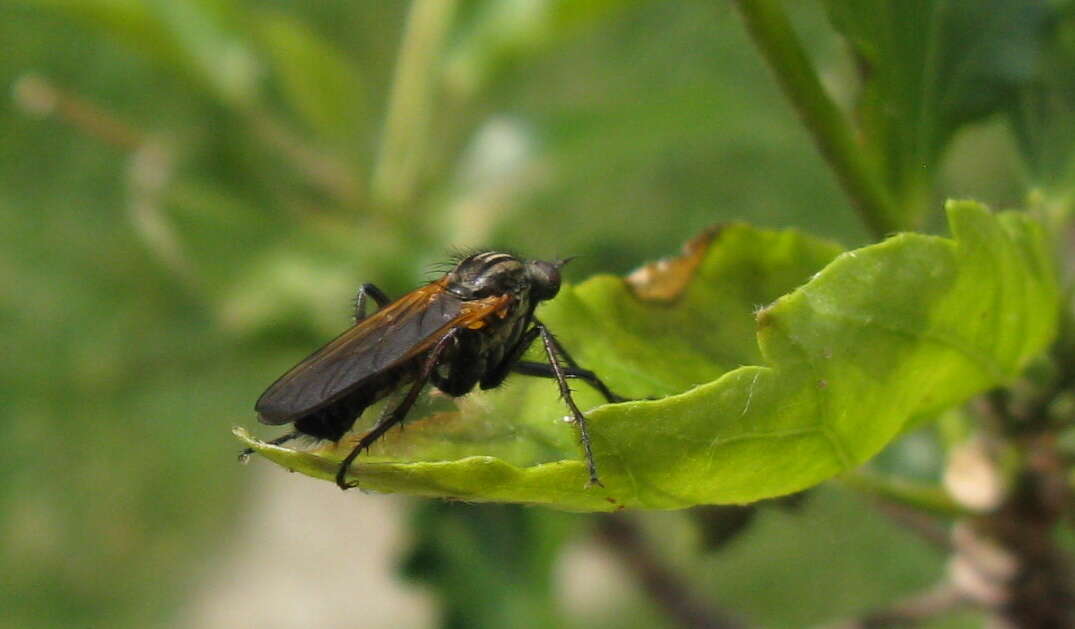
238 201 1057 511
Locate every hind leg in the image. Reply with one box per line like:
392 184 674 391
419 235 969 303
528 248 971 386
335 329 460 489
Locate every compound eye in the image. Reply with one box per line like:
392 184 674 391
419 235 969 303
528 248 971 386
528 260 562 301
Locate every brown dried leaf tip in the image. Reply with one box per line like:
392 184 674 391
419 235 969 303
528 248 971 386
625 226 722 301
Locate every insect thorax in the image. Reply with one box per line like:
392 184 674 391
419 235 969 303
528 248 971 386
447 252 529 299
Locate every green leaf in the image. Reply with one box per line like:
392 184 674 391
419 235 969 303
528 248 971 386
19 0 260 105
824 0 1049 219
253 9 366 141
443 0 637 98
1007 8 1075 194
10 0 166 58
142 0 259 105
236 201 1058 511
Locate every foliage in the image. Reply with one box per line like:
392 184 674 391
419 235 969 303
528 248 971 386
825 0 1051 222
5 0 1075 628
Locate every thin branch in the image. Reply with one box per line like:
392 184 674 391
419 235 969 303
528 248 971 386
13 73 144 149
825 580 967 628
246 108 361 206
871 500 951 552
733 0 902 239
595 513 745 629
840 469 969 519
840 469 954 552
16 71 361 211
13 74 195 285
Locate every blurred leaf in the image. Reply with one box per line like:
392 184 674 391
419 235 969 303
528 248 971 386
692 485 974 627
239 201 1057 511
18 0 259 105
1007 6 1075 193
444 0 638 99
253 9 366 141
825 0 1049 219
400 502 576 629
11 0 174 63
491 3 868 268
142 0 258 105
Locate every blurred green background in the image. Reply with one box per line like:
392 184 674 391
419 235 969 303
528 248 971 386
1 1 1032 627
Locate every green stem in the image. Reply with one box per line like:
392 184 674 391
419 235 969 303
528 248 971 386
840 469 969 518
734 0 902 240
371 0 459 208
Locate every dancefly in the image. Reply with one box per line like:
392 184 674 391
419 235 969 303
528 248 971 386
250 252 623 489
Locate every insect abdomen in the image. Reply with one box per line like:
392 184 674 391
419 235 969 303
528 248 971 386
287 365 416 441
292 388 377 441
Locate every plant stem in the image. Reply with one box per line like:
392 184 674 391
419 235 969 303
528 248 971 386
733 0 902 240
974 426 1075 625
13 73 144 149
963 341 1075 625
372 0 459 208
840 469 968 519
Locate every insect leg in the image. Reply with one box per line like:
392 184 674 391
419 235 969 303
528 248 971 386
335 328 460 490
480 326 541 389
511 361 626 404
531 317 583 366
535 323 603 487
524 318 627 403
353 283 391 323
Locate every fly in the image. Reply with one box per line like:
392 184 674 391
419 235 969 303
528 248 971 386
245 251 625 490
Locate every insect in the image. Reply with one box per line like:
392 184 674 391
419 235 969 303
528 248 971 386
248 251 625 490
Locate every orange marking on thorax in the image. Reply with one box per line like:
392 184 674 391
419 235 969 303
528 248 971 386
469 303 513 330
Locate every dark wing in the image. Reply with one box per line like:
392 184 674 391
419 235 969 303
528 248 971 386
256 281 511 423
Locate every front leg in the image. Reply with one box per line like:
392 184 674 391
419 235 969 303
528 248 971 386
531 317 581 366
353 283 391 323
533 323 603 487
484 320 626 403
512 318 626 403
